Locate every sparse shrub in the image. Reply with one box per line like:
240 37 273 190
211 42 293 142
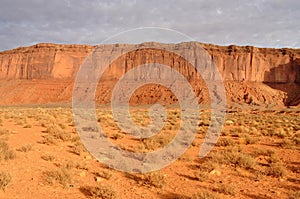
237 153 256 169
72 141 86 156
43 168 72 187
210 148 256 169
192 190 219 199
41 154 55 161
216 138 235 147
194 171 209 182
80 184 117 199
0 141 16 161
23 124 32 128
97 170 113 180
142 171 166 188
279 138 294 149
274 128 287 138
288 190 300 199
266 162 286 178
45 125 71 142
243 135 258 145
0 128 9 136
110 133 123 140
251 148 275 157
17 144 32 152
0 171 11 190
215 183 236 196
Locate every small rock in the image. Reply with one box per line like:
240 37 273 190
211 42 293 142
209 169 221 176
85 155 92 160
79 171 86 177
95 177 103 182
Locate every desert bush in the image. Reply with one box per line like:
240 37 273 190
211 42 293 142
0 141 16 161
274 128 287 138
96 170 113 180
0 128 9 136
23 124 32 128
266 162 286 178
0 171 11 190
279 138 294 149
80 184 117 199
216 137 235 147
17 144 32 152
194 171 209 182
43 168 72 187
72 141 86 156
210 148 256 169
215 183 237 196
243 135 258 145
192 190 219 199
142 171 166 188
288 190 300 199
45 125 71 141
41 154 55 161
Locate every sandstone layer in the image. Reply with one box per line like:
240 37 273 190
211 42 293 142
0 42 299 106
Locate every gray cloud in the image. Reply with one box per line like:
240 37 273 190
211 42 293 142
0 0 299 51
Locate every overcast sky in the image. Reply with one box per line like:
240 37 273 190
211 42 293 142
0 0 299 51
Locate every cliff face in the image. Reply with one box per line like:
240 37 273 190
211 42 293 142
0 43 93 80
0 42 299 83
0 42 299 106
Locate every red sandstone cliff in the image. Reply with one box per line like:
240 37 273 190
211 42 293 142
0 42 299 106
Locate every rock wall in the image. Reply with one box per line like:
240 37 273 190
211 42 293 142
0 42 299 83
0 42 299 106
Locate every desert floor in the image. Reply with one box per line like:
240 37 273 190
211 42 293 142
0 105 299 199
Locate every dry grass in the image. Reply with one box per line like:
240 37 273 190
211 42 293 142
141 171 166 188
0 171 11 190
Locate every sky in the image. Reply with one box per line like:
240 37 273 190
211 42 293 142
0 0 299 51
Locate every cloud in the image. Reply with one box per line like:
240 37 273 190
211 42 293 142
0 0 299 51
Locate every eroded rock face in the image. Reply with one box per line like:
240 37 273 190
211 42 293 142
0 42 299 106
0 43 93 80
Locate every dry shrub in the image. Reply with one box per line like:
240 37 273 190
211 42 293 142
266 162 286 178
0 141 16 161
45 125 71 142
288 190 300 199
142 171 166 188
216 138 235 147
41 154 55 161
17 144 32 152
215 183 237 196
80 184 117 199
0 171 11 190
194 171 209 182
192 190 219 199
0 128 9 136
96 170 113 180
72 141 86 156
43 168 72 187
210 148 256 170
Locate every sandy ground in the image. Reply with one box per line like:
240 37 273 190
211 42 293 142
0 106 299 199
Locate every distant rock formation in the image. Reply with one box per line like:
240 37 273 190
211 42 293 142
0 42 299 106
